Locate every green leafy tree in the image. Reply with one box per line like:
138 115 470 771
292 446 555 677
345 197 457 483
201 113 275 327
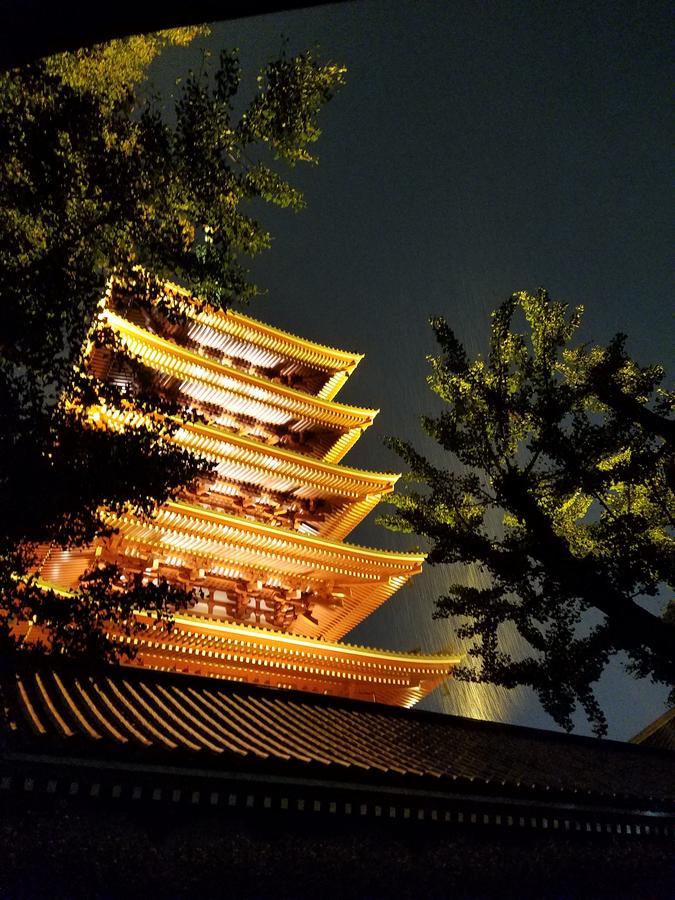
382 290 674 735
0 30 345 661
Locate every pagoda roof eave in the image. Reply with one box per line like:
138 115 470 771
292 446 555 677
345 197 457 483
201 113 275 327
100 310 378 432
146 499 427 568
143 275 365 376
166 613 461 666
94 405 399 496
178 419 400 493
116 613 458 706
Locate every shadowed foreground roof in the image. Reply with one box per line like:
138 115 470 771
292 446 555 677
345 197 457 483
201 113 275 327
2 664 673 810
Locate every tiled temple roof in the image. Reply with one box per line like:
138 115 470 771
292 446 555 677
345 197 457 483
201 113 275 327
4 665 673 809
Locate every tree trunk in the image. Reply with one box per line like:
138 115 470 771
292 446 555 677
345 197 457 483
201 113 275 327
594 381 675 446
505 474 675 670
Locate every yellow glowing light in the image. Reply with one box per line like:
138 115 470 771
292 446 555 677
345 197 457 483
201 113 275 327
41 275 462 707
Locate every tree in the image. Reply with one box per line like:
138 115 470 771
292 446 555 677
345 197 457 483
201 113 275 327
382 290 674 735
0 29 345 661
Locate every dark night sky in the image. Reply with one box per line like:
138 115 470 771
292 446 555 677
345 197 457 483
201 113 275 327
154 0 672 738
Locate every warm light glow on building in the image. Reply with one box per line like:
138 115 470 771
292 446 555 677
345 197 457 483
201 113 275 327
37 276 458 706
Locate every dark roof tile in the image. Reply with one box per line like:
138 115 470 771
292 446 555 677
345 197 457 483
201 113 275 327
3 665 673 807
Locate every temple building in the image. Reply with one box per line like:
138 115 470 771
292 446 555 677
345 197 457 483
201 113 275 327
33 276 459 707
5 279 672 897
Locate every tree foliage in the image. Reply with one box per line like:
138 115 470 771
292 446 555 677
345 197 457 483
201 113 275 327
0 30 345 662
0 557 194 665
382 290 674 735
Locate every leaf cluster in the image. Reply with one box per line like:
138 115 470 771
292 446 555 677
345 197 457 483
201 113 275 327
0 32 344 664
0 555 198 665
1 35 345 373
384 290 674 734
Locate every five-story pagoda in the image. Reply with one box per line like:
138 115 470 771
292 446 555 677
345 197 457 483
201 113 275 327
35 277 459 708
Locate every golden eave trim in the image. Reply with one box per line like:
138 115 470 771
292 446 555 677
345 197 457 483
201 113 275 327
102 310 377 429
179 420 400 493
157 500 426 567
153 613 461 666
146 276 364 374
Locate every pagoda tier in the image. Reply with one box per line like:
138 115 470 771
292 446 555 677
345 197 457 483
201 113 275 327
110 275 363 401
174 421 397 540
100 500 424 640
37 501 424 640
110 615 459 708
89 309 375 463
83 405 397 539
15 615 457 709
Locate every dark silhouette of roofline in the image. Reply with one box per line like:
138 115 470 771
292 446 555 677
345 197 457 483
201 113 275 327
0 2 347 71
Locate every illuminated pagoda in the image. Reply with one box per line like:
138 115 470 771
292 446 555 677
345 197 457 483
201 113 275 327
35 277 459 708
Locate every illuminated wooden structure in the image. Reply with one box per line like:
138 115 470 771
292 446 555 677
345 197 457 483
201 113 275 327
37 277 459 706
